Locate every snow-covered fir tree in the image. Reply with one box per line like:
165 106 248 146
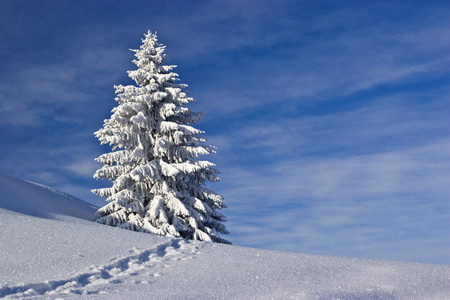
92 30 230 244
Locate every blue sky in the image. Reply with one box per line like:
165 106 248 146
1 0 449 264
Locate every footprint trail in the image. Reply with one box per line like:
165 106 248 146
0 238 200 299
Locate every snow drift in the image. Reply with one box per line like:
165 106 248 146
0 172 449 299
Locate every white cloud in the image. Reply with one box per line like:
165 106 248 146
221 139 450 262
0 29 130 127
213 86 449 164
186 3 450 117
224 139 450 202
65 160 100 178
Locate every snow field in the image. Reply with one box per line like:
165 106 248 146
1 173 449 299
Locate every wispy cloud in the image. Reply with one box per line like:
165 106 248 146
222 139 450 263
0 25 130 126
210 86 449 163
222 139 450 203
184 2 450 117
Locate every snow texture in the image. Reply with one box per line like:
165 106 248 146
0 173 449 299
92 30 228 243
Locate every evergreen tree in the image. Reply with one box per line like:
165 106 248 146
92 30 230 244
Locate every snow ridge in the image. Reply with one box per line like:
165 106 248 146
0 239 199 299
26 181 84 204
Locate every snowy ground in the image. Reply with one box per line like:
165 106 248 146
0 173 449 299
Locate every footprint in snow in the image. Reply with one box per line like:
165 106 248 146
0 238 200 299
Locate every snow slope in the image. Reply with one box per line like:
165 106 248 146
0 173 449 299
